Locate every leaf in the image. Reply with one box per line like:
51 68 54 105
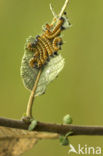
0 126 59 156
59 135 69 146
28 120 37 131
63 114 73 124
59 131 73 146
20 36 65 96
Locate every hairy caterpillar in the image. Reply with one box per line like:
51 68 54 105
37 35 54 56
52 37 63 51
27 13 69 69
44 17 64 39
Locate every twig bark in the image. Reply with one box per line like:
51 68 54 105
59 0 70 18
0 117 103 136
26 69 42 118
50 0 70 25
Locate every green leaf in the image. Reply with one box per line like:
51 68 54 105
63 114 72 124
59 131 73 146
65 131 73 137
28 120 37 131
59 136 69 146
20 36 65 96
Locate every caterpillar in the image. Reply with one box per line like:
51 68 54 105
29 43 45 68
38 40 48 61
27 41 37 52
29 57 36 68
44 28 62 39
51 17 65 34
42 35 55 54
29 40 49 68
37 58 42 68
37 35 54 56
44 17 65 39
45 23 53 31
36 44 45 65
52 37 63 51
29 49 39 68
28 14 68 69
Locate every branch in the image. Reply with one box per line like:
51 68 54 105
0 117 103 136
50 0 70 25
26 69 42 118
59 0 70 18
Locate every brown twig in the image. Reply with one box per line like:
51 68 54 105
50 0 70 25
26 69 42 118
0 117 103 136
59 0 70 18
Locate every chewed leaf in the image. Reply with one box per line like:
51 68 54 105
62 15 71 29
0 126 58 156
20 36 65 96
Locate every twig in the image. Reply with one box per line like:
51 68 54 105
59 0 70 18
49 4 57 18
0 117 103 136
50 0 70 25
26 69 42 118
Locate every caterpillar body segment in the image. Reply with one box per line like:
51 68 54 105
27 43 35 52
43 28 61 39
43 17 65 39
37 35 53 56
38 41 48 61
27 40 37 52
42 35 55 55
29 49 39 68
36 44 45 64
52 37 63 51
37 58 42 68
29 57 35 68
29 56 38 68
51 17 65 34
37 42 44 63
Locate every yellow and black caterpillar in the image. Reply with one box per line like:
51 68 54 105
27 16 66 68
